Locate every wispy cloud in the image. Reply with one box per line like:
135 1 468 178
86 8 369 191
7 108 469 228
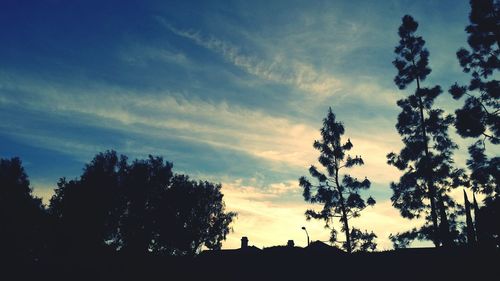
0 73 406 185
118 44 191 67
158 19 342 97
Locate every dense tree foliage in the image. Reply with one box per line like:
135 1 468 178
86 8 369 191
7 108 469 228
299 108 376 253
152 175 236 255
0 152 235 262
118 156 173 254
387 15 464 247
448 0 500 249
0 158 47 260
49 152 124 255
475 197 500 247
449 0 499 199
47 151 235 257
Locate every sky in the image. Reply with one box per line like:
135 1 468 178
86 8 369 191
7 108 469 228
0 0 490 250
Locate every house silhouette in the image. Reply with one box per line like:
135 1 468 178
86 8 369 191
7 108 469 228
199 236 345 259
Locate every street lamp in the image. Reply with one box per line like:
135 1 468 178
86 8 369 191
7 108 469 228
301 226 310 246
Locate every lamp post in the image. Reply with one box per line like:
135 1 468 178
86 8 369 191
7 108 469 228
301 226 310 246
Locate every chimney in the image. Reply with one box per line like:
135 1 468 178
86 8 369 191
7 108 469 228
287 240 295 247
241 236 249 249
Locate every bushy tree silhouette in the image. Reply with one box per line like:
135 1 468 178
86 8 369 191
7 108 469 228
475 197 500 247
388 15 462 247
299 108 376 253
49 151 235 257
49 151 124 256
152 175 236 255
119 156 173 254
0 157 47 260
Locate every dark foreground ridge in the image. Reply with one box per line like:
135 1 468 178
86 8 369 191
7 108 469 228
2 242 498 281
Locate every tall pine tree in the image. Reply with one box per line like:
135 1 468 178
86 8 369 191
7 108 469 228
449 0 499 199
387 15 460 247
299 108 376 253
449 0 499 249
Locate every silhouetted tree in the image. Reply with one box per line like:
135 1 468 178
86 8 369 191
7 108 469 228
389 227 423 249
49 151 235 257
118 156 173 254
388 15 461 247
450 0 499 142
463 190 477 245
350 229 377 252
152 175 236 256
299 107 376 253
449 0 499 249
449 0 499 197
0 157 47 260
475 196 500 247
49 151 124 256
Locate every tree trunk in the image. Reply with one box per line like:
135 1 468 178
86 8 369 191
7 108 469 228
335 167 352 253
415 78 441 247
340 202 352 253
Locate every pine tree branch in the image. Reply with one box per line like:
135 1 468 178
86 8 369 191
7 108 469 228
465 92 493 116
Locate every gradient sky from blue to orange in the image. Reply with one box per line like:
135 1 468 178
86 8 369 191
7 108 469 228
0 0 490 249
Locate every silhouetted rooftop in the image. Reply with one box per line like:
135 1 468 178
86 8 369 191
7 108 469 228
306 240 345 254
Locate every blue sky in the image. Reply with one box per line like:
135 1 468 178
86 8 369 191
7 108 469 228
0 0 487 249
